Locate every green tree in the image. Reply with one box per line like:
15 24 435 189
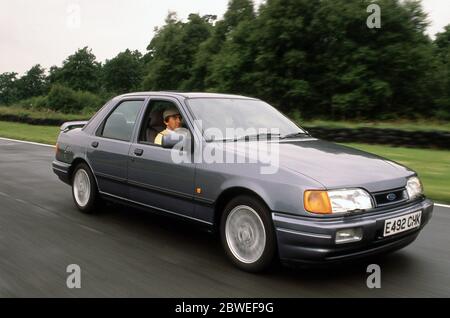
47 65 62 86
142 12 213 90
56 47 101 92
433 25 450 119
242 0 318 112
205 0 438 120
304 0 435 119
16 64 48 100
435 25 450 52
206 0 256 93
46 84 103 113
187 0 255 90
102 49 144 94
0 72 19 105
2 0 447 122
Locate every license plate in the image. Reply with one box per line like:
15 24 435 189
383 211 422 237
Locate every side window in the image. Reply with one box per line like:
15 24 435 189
138 100 186 144
101 100 144 142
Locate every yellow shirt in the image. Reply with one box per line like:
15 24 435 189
154 129 171 145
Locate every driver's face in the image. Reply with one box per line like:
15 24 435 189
165 114 182 131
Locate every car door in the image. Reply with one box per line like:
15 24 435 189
127 97 197 219
87 98 146 198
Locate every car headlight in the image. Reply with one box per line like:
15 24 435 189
406 176 423 200
304 189 373 214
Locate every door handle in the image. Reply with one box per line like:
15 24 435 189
134 148 144 156
91 141 99 148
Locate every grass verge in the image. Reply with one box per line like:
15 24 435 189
0 121 59 145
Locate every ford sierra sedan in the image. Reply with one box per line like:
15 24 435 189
52 92 433 272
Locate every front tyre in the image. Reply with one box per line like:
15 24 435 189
220 195 277 272
72 163 101 214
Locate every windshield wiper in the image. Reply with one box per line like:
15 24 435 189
234 133 281 141
207 131 310 142
280 131 311 139
209 133 282 142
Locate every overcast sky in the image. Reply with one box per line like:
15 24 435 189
1 0 448 75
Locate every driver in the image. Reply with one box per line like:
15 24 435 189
154 107 182 145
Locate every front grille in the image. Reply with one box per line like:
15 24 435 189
373 188 408 207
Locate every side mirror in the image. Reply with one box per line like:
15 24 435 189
162 132 185 149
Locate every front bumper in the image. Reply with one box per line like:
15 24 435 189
273 198 433 264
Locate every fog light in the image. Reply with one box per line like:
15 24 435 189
335 228 363 244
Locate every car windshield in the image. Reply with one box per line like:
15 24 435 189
186 98 307 141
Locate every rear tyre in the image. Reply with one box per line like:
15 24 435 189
71 163 102 214
220 195 277 272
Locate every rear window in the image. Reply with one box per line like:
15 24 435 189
101 100 144 141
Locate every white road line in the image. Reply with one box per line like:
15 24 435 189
0 136 54 148
436 203 450 209
14 198 27 204
78 224 104 235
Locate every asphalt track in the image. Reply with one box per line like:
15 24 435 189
0 138 449 297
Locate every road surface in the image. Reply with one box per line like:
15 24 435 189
0 138 449 297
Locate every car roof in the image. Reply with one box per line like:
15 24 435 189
117 91 258 100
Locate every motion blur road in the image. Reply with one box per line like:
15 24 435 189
0 138 449 297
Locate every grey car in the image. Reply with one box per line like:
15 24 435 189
52 92 433 272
